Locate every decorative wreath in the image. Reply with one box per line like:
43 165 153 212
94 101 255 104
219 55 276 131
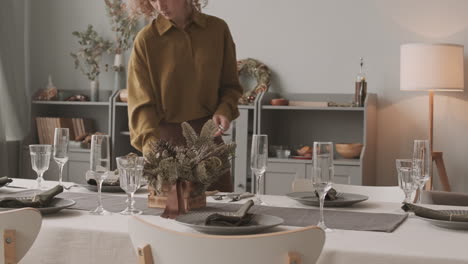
237 58 271 105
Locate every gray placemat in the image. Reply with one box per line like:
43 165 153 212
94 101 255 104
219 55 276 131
58 192 407 232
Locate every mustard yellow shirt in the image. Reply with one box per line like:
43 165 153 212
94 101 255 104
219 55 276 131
127 11 242 154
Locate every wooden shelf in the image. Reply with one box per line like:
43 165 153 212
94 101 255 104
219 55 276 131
32 101 109 106
261 105 364 111
268 157 360 166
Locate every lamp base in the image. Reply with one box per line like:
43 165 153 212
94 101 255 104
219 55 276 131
425 151 451 192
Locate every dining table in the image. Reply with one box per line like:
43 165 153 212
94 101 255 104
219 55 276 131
1 178 468 264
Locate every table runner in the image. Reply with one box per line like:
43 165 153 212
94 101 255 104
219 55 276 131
58 192 407 232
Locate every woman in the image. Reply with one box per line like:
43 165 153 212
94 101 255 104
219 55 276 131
127 0 242 191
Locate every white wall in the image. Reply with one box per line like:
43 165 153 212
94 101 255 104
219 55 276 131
29 0 468 192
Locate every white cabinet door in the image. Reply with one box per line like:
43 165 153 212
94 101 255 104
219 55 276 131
306 164 362 185
263 162 306 195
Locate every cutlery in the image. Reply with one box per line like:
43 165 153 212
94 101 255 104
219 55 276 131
229 192 255 202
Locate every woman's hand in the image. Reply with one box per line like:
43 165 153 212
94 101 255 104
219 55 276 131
212 114 230 137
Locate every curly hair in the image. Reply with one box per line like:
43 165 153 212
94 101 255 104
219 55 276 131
128 0 208 18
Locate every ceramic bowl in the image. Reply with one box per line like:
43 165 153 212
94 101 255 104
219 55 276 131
335 143 363 159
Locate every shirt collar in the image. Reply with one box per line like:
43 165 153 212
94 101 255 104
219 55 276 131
155 10 207 36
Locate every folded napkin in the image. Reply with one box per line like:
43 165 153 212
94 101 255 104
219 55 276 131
315 188 338 201
0 185 63 208
402 203 468 222
205 200 255 226
0 176 13 187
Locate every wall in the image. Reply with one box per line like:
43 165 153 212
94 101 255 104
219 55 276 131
29 0 468 192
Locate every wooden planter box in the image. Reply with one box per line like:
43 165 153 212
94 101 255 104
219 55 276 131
147 183 206 210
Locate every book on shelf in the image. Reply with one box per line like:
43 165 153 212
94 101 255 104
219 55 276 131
35 117 94 144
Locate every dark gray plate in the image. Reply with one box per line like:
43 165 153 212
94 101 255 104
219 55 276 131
286 191 368 207
175 213 284 235
82 184 124 193
0 198 76 215
416 210 468 230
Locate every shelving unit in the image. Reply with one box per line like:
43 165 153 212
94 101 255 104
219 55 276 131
234 92 377 195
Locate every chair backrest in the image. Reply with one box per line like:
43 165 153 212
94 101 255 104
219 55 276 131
292 179 404 203
129 216 325 264
421 190 468 206
0 208 42 264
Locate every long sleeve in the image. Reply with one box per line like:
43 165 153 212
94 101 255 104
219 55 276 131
127 35 162 155
214 24 242 121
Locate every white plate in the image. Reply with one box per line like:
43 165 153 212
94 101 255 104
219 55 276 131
416 210 468 230
0 198 76 215
176 212 284 235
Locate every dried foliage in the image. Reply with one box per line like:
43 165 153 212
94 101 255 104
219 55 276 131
70 25 112 81
144 120 236 195
104 0 138 57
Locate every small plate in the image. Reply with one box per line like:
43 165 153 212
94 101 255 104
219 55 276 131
0 198 76 215
175 213 284 235
416 210 468 230
286 191 368 207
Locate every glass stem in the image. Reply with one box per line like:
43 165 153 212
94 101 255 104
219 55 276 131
417 185 424 204
404 192 411 203
37 171 44 189
97 179 104 209
58 163 64 186
256 172 262 196
319 193 326 227
128 192 134 211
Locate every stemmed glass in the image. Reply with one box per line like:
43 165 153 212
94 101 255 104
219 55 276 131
396 159 418 203
412 140 431 203
250 134 268 205
53 128 69 186
116 156 144 215
29 144 52 190
89 135 111 215
312 142 334 231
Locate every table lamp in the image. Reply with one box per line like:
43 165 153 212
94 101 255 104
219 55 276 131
400 43 464 191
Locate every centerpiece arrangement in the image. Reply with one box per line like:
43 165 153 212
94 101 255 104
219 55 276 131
143 120 236 218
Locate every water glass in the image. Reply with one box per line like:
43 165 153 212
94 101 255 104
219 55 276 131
117 156 144 215
396 159 417 203
29 144 52 190
53 128 69 186
89 135 111 215
251 134 268 205
412 140 431 203
312 142 334 231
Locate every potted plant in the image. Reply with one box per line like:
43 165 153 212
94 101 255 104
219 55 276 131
70 25 112 101
143 120 236 218
104 0 138 92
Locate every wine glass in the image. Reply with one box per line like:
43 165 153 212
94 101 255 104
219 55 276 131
412 140 431 203
250 134 268 205
312 142 334 231
29 144 52 190
117 156 144 215
89 135 111 215
53 128 69 186
396 159 418 203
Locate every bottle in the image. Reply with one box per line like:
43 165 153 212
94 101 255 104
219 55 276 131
354 57 367 107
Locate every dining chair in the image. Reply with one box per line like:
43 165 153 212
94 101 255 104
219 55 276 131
0 208 42 264
128 216 325 264
421 190 468 206
292 178 404 203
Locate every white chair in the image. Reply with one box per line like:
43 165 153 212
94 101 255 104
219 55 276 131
0 208 42 264
292 179 404 203
128 216 325 264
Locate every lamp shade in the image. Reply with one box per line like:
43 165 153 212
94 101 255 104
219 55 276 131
400 43 464 91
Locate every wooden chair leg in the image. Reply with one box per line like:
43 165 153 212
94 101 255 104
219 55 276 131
137 244 153 264
4 229 16 264
428 152 451 192
288 252 301 264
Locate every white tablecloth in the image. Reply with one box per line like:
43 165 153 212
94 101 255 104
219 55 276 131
2 179 468 264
